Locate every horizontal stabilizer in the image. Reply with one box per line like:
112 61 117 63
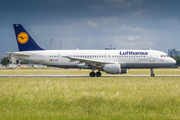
7 52 31 57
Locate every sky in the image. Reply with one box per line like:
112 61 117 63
1 0 180 55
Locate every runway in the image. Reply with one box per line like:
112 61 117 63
0 75 180 78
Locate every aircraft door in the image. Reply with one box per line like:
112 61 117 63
149 51 155 62
39 52 45 64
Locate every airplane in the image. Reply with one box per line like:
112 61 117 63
7 24 176 77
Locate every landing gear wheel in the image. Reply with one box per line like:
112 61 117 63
150 68 155 77
90 72 96 77
96 72 101 77
151 73 155 77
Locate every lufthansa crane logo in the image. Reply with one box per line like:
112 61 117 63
17 32 29 44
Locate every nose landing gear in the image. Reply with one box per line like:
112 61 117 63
151 68 155 77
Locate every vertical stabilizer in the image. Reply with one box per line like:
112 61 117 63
13 24 44 51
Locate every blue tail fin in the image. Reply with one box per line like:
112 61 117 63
13 24 44 51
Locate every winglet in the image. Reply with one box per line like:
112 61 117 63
13 24 44 51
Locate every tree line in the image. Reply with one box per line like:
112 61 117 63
171 55 180 65
1 57 30 65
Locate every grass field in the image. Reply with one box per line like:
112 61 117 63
0 75 180 119
0 68 180 75
0 69 180 119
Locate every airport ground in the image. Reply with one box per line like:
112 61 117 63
0 68 180 75
0 68 180 119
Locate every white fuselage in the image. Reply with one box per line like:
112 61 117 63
12 49 176 69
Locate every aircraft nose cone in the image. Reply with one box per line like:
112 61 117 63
170 58 176 65
172 58 176 64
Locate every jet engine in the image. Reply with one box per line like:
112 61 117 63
103 64 128 74
103 64 121 74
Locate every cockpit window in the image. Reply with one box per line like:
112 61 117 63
161 55 167 57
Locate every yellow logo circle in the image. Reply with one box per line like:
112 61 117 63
17 32 29 44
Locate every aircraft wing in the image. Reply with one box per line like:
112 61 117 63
7 52 31 57
62 55 116 67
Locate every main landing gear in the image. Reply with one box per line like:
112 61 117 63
151 68 155 77
89 70 102 77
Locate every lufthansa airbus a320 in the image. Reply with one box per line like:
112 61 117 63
7 24 176 77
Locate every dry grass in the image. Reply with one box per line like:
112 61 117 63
0 77 180 119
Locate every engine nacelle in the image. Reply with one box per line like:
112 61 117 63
103 64 128 74
103 64 121 74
